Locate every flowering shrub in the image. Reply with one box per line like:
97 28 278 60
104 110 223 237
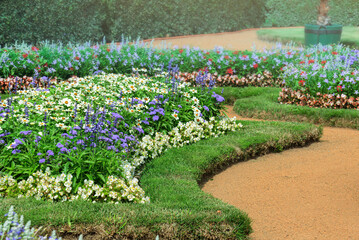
0 42 288 84
281 45 359 98
0 73 242 203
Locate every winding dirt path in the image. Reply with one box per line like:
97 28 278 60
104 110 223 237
203 106 359 239
145 29 359 239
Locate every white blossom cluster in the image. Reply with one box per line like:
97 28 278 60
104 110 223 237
0 168 149 204
124 117 242 178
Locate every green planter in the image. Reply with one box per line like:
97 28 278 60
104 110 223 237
305 24 342 46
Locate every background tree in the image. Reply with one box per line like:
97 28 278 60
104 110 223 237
317 0 330 26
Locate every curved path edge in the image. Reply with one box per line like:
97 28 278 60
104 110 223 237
203 105 359 240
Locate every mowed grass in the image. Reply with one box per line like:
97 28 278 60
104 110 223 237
257 26 359 47
214 87 359 129
0 119 322 239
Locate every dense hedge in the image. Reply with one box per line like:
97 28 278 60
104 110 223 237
0 0 266 46
0 0 105 46
265 0 359 26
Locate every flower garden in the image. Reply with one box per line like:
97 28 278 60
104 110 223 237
1 40 358 238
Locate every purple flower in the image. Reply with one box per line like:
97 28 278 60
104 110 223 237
203 105 209 111
39 158 46 163
37 152 42 156
56 142 64 148
153 115 159 121
12 149 21 154
107 145 116 151
178 105 182 108
60 147 69 153
47 150 54 156
19 130 32 136
212 92 225 103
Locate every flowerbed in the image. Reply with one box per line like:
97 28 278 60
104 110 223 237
2 42 359 109
280 45 359 107
0 72 242 203
0 42 291 91
279 88 359 109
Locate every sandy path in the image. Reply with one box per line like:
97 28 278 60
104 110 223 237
142 27 301 51
142 29 359 239
203 106 359 239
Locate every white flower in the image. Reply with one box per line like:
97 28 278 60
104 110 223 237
60 98 72 107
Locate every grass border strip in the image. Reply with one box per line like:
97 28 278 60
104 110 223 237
1 120 322 239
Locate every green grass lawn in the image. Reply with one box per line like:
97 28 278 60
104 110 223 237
0 119 321 239
214 87 359 129
257 26 359 47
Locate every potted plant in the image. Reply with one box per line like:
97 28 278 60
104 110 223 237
305 0 342 46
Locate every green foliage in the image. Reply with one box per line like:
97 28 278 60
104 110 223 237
265 0 319 26
0 0 266 45
109 0 266 41
0 0 105 46
329 0 359 26
265 0 359 26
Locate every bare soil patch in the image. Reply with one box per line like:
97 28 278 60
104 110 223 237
203 106 359 240
142 28 301 51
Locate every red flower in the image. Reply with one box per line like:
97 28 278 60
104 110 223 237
75 56 80 60
287 52 292 56
179 49 183 54
253 63 258 69
242 55 248 58
298 80 305 86
216 51 220 54
226 68 233 75
321 60 327 65
43 63 48 68
22 53 28 58
206 52 210 55
336 85 342 91
106 48 110 52
224 55 229 60
308 59 315 64
199 67 208 73
233 51 239 55
70 67 74 71
31 46 39 51
208 58 213 62
299 61 305 64
203 56 206 59
332 51 338 55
